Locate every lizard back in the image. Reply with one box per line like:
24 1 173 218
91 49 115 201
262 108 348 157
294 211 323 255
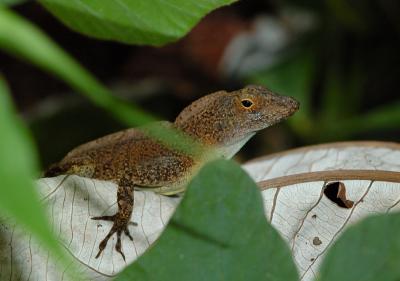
44 121 196 192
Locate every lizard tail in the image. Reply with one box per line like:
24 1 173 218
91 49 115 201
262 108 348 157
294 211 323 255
43 163 69 177
43 158 94 178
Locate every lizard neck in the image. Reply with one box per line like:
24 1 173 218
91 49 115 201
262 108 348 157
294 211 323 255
204 132 256 161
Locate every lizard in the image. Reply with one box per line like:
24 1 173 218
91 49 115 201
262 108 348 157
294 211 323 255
44 85 299 260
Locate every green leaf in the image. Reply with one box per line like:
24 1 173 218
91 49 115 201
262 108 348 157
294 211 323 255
0 0 27 6
116 160 298 281
0 77 81 280
38 0 237 46
0 7 154 126
318 212 400 281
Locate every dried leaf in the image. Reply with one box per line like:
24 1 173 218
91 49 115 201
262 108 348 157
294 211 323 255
244 141 400 281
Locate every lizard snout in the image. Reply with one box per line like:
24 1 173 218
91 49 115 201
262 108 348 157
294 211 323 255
286 96 300 114
269 94 300 116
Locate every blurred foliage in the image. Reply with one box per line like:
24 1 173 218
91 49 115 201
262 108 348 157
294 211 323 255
318 212 400 281
247 0 400 143
0 0 28 6
39 0 238 46
0 77 81 280
0 7 154 126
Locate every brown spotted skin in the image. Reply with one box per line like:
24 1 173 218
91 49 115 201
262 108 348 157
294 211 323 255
46 122 195 188
44 85 299 260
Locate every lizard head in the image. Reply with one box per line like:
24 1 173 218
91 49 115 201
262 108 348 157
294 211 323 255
174 85 299 156
231 85 299 129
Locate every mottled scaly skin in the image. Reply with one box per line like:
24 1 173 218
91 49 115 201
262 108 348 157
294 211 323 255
45 85 299 260
46 122 196 194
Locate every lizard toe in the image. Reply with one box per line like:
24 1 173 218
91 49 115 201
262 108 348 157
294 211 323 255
124 227 134 241
92 215 116 221
95 225 116 259
115 230 126 261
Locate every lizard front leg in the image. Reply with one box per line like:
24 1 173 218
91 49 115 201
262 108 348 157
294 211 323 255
92 177 136 260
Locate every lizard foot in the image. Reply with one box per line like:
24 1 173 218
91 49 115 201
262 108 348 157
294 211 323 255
92 181 135 261
92 214 137 260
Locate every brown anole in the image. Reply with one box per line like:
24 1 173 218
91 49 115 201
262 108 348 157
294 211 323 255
44 85 299 260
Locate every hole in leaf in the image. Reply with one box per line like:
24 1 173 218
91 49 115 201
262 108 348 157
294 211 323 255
323 182 354 209
313 236 322 246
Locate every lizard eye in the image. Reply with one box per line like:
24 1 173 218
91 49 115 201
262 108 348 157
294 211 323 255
241 99 253 108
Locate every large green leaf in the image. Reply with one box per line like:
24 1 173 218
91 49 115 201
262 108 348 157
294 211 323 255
38 0 238 46
116 160 298 281
0 78 81 280
318 212 400 281
0 0 27 5
0 7 154 126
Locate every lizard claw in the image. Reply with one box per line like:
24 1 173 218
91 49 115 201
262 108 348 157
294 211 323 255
92 215 136 261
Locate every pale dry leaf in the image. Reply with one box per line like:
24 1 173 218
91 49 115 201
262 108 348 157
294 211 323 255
0 176 180 280
0 141 399 280
243 141 400 281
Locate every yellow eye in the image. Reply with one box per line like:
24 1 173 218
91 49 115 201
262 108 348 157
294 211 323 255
241 99 253 108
